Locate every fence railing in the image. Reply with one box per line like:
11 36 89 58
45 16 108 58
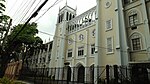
7 65 150 84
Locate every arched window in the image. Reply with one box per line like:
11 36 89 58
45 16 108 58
58 15 60 23
69 13 72 20
92 12 96 21
73 15 75 18
61 14 64 21
128 9 140 30
66 12 69 21
130 32 142 51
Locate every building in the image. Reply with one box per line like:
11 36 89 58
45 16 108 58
49 0 150 83
28 41 53 68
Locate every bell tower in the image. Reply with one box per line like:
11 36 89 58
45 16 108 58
50 1 76 80
57 1 76 24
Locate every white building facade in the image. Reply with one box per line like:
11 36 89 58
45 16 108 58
49 0 150 83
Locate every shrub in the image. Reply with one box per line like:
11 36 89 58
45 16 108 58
0 77 25 84
0 77 14 84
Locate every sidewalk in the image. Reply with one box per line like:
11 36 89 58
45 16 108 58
15 80 33 84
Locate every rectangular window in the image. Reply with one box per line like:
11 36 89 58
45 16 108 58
78 46 84 56
105 20 112 30
123 0 130 4
129 14 138 26
43 57 45 63
68 49 72 57
132 38 141 50
48 54 51 62
91 44 95 55
40 58 42 63
107 37 113 53
36 59 38 63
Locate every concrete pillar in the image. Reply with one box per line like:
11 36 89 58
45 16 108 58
140 0 150 60
94 0 101 84
116 0 129 65
85 29 89 83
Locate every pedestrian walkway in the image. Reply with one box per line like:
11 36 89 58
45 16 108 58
15 80 33 84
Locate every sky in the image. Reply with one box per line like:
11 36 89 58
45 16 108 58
5 0 96 43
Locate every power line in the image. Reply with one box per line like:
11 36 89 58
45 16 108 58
25 0 43 22
11 0 29 20
7 0 18 14
10 0 49 47
13 0 34 24
38 30 148 55
34 0 63 22
7 0 148 55
17 0 37 24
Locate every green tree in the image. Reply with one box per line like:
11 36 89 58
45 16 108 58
0 0 10 24
0 22 43 77
0 0 11 78
7 22 43 59
0 0 6 13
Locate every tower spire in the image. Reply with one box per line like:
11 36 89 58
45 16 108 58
75 5 77 11
65 0 67 6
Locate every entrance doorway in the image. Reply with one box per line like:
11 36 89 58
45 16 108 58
131 65 149 84
90 64 94 83
77 65 85 83
67 66 71 82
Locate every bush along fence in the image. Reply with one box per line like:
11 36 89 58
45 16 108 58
6 64 150 84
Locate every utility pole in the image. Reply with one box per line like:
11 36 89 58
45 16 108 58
10 0 48 44
0 19 12 77
2 19 12 51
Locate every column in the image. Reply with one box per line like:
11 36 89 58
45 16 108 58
85 29 89 83
140 0 150 60
115 0 122 65
94 0 101 84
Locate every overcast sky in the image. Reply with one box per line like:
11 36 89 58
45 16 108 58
5 0 96 43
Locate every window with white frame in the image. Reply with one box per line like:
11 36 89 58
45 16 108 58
92 29 96 37
91 44 95 55
106 37 113 53
129 14 138 27
132 38 141 50
67 49 73 57
105 19 112 30
130 33 142 51
48 54 51 62
79 34 84 41
43 57 45 63
78 46 84 56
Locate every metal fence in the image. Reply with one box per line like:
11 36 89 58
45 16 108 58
18 65 150 84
